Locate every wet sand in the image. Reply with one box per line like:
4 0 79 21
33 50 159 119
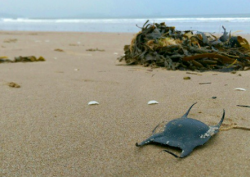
1 31 250 176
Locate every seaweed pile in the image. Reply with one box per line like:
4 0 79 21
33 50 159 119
119 21 250 71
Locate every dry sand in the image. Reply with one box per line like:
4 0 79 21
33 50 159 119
1 31 250 177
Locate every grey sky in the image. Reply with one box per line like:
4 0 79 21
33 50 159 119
1 0 250 18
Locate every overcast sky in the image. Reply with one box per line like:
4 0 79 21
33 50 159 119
1 0 250 18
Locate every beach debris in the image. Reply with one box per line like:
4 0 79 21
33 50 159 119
148 100 159 105
199 82 211 85
238 74 242 76
0 56 12 63
186 71 201 75
113 52 118 55
234 88 246 91
54 48 64 52
237 105 250 108
4 38 17 43
88 101 99 105
14 56 45 62
183 76 191 80
0 56 45 63
8 82 21 88
212 96 217 99
118 21 250 71
86 48 105 52
74 68 79 71
0 56 8 59
136 103 225 158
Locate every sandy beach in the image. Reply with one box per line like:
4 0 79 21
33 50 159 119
1 31 250 176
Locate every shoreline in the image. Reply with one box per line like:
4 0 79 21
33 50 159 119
1 30 250 35
1 17 250 34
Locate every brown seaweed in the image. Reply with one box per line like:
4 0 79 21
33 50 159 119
8 82 21 88
86 48 105 52
119 21 250 71
54 48 64 52
0 56 45 63
14 56 45 62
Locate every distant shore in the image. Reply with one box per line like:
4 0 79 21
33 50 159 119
1 16 250 33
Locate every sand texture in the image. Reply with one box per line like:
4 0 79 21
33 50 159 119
1 31 250 176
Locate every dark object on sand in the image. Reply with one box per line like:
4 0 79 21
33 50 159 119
54 48 64 52
8 82 21 88
183 76 191 80
86 48 105 52
4 38 17 43
199 82 211 84
119 21 250 71
0 56 12 63
0 56 45 63
14 56 45 62
136 103 225 158
237 105 250 108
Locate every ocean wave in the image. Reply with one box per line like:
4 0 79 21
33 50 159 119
1 17 250 23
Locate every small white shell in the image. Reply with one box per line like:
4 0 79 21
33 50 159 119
113 52 118 55
88 101 99 105
148 100 159 105
234 88 246 91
